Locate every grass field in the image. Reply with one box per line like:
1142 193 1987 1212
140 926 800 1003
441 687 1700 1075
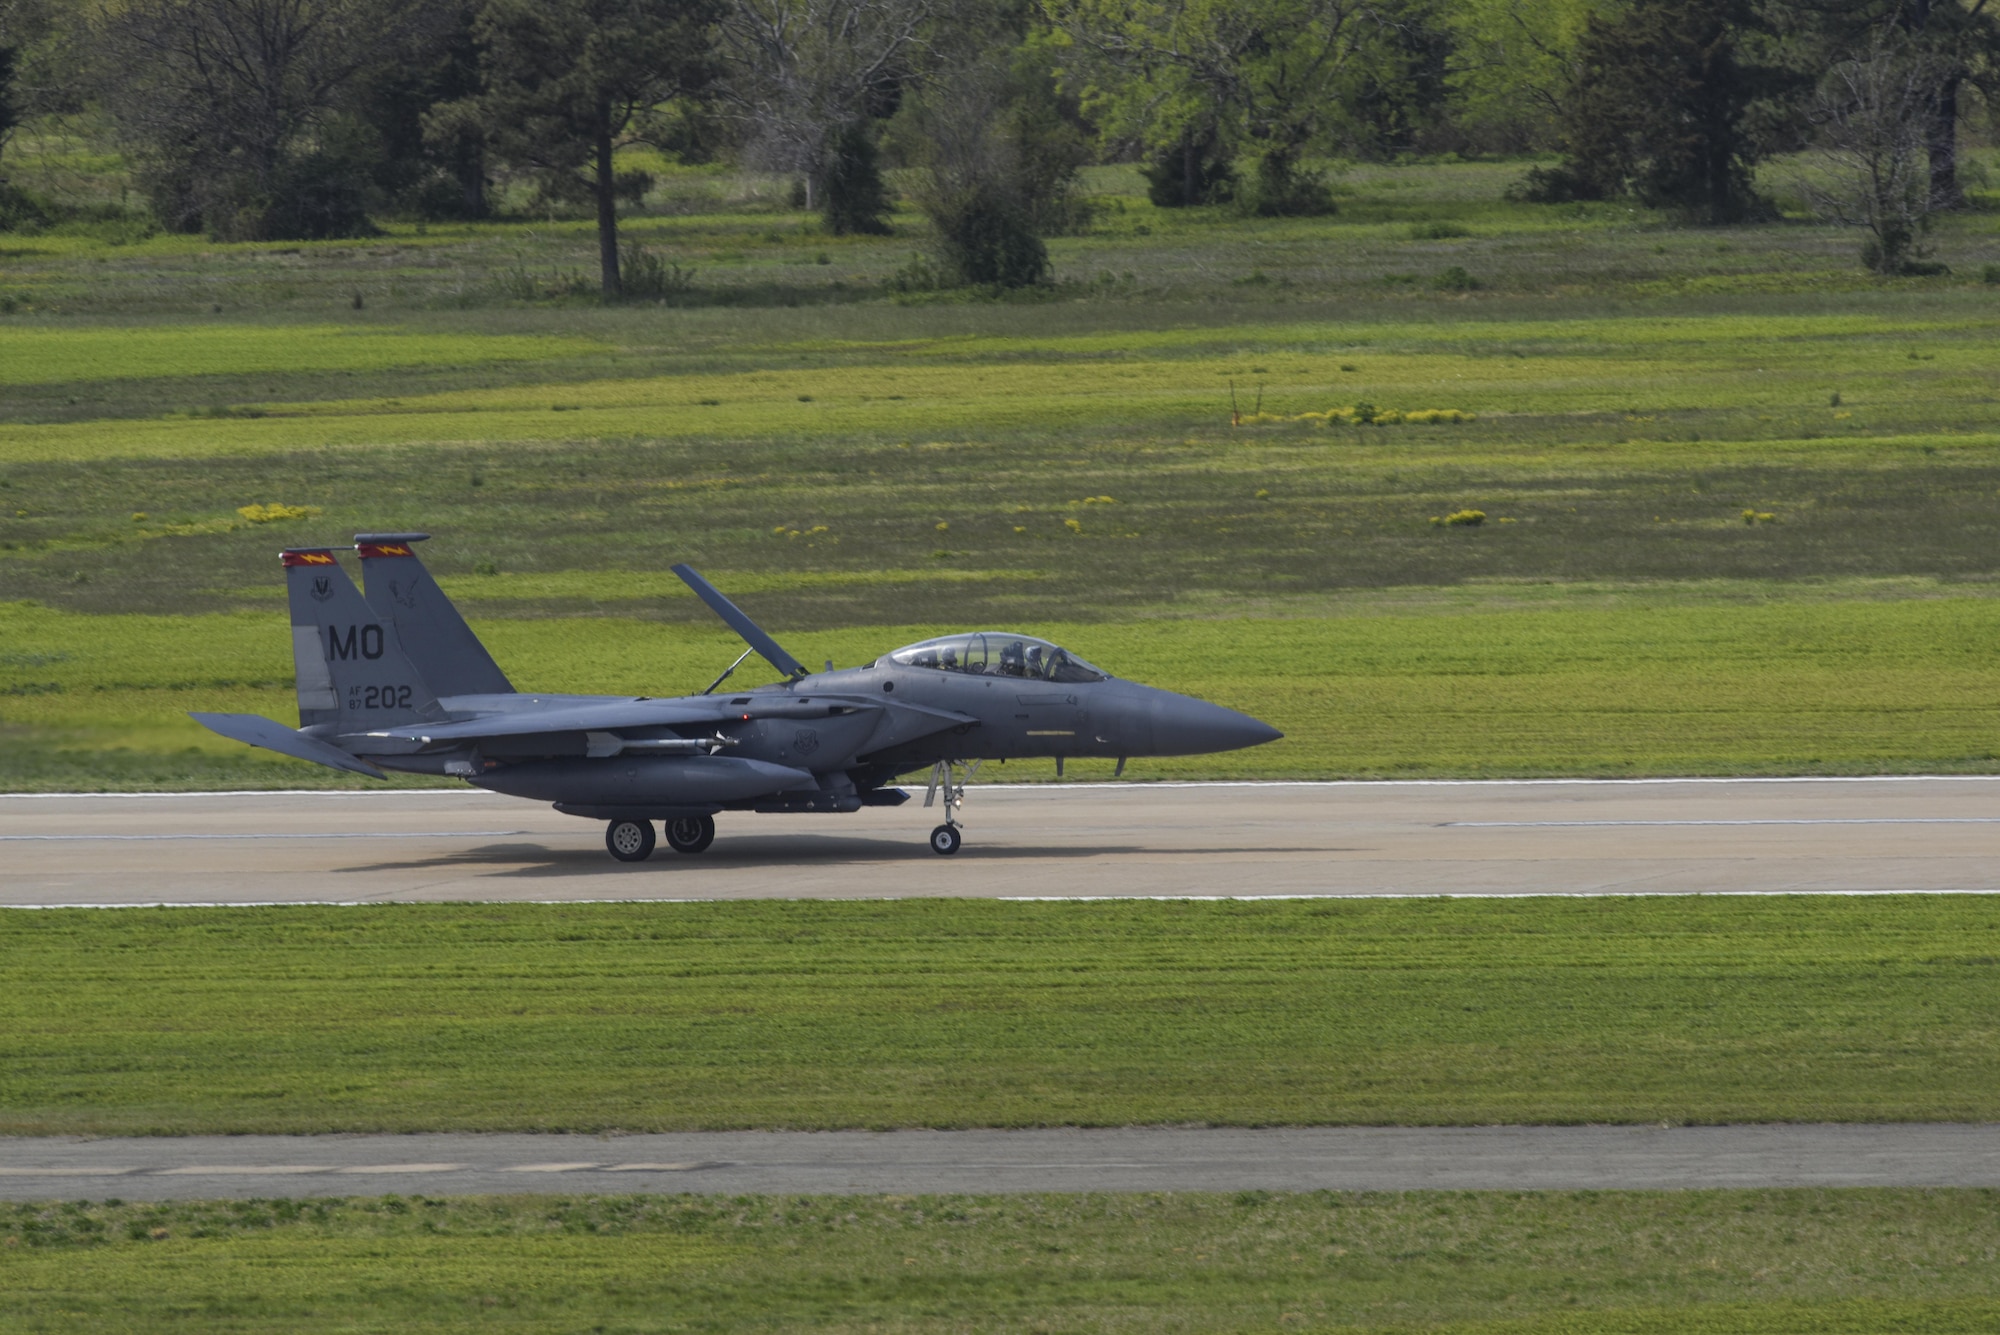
8 150 2000 1331
5 1188 1999 1334
4 896 1997 1135
5 154 2000 785
13 588 2000 788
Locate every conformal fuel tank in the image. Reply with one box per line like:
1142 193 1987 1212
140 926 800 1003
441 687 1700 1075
473 755 816 806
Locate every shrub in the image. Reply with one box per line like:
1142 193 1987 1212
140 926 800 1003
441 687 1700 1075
1241 151 1335 218
1434 265 1479 291
1433 509 1487 526
1508 162 1606 205
1408 220 1470 239
904 60 1057 288
819 122 893 237
619 244 696 302
886 252 945 294
1142 128 1236 207
930 182 1048 288
0 182 50 232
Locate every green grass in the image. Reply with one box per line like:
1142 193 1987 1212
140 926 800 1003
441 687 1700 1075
6 155 2000 786
5 896 2000 1135
5 1189 2000 1333
0 324 606 386
5 307 2000 461
10 590 2000 789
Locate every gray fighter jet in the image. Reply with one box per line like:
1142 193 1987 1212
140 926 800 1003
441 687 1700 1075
192 535 1281 860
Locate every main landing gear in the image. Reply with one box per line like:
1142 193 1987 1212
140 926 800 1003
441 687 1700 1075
605 814 716 862
665 814 716 854
924 759 982 855
605 818 655 862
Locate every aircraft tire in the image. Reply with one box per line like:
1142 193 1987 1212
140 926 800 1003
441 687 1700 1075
665 814 716 854
929 824 963 856
605 818 656 862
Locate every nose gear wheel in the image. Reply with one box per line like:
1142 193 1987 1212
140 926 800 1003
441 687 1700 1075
923 759 981 854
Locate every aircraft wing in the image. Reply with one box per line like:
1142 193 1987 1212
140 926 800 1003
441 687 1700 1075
361 695 897 746
190 712 387 779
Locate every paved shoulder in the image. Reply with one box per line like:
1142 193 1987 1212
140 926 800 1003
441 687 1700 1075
4 1125 1998 1199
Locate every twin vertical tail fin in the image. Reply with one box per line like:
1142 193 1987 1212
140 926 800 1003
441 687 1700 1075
283 549 444 731
355 533 515 697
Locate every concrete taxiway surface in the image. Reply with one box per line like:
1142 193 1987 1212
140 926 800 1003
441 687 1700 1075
7 778 2000 904
4 1126 1998 1199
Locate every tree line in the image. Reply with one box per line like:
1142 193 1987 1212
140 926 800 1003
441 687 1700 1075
0 0 1993 288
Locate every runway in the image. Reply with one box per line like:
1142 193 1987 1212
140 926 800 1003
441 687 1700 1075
5 1124 1999 1200
7 778 2000 904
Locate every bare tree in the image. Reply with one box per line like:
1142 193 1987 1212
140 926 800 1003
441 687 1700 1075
97 0 449 238
1800 36 1951 272
714 0 936 226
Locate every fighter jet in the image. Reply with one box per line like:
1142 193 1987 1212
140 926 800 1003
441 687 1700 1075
192 534 1281 860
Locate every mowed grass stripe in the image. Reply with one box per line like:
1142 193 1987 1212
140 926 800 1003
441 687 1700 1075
758 308 2000 365
4 309 2000 462
0 325 608 386
3 896 1998 1135
4 1190 1999 1334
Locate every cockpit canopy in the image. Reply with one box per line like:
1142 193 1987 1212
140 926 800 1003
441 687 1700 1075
880 633 1109 683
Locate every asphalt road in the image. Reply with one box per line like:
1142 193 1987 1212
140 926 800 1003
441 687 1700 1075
7 778 2000 904
5 1125 1999 1200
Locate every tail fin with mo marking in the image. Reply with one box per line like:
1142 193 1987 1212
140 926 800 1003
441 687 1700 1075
284 548 444 731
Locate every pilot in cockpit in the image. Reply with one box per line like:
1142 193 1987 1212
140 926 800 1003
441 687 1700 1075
1000 640 1026 676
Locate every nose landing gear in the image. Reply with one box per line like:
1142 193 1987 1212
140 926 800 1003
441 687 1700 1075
924 759 981 855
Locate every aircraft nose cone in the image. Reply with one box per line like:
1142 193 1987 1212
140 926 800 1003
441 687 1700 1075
1152 694 1283 755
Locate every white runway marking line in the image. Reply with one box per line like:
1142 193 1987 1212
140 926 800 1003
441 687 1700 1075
0 1161 716 1177
0 831 530 842
503 1162 604 1173
1446 818 2000 828
156 1165 333 1176
333 1163 465 1174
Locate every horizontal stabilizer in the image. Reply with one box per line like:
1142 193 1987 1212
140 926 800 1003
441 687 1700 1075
672 564 810 680
190 712 386 779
